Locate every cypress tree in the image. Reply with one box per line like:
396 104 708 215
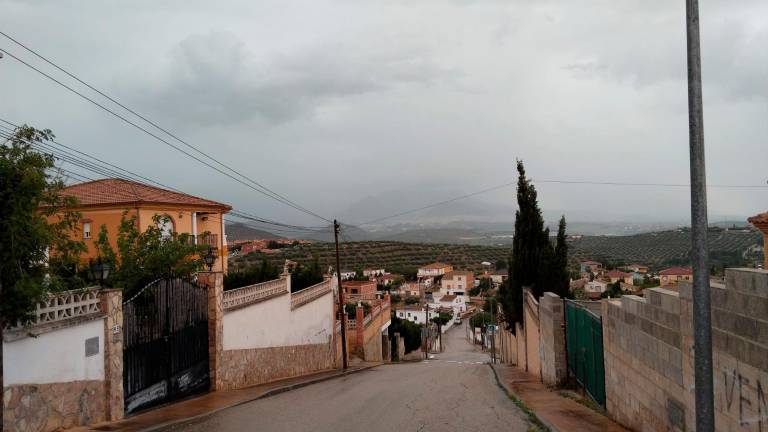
500 161 569 331
553 216 570 298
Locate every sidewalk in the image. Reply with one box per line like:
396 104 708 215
81 364 379 432
491 364 629 432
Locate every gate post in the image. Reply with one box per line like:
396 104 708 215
100 288 125 421
199 272 224 391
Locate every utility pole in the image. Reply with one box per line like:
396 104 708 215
685 1 714 430
424 302 430 359
333 220 348 370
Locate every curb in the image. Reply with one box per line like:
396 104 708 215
140 364 379 432
488 364 559 432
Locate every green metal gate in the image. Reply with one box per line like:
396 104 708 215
565 300 606 406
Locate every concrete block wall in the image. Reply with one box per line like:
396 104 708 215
539 293 567 386
603 289 686 431
603 268 768 432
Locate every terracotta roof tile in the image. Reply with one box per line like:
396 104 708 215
659 267 693 276
748 212 768 225
59 178 232 210
420 262 452 270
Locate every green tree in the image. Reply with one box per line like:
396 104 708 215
431 311 453 326
95 212 206 297
470 311 494 329
224 258 280 290
0 125 86 425
290 258 324 292
548 216 570 298
500 161 549 330
404 296 420 305
389 315 422 353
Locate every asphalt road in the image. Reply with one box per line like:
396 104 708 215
167 324 531 432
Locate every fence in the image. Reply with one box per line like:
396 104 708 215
8 287 101 333
565 299 606 407
222 277 288 310
291 279 332 309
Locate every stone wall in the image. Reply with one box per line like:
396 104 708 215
603 268 768 432
539 293 566 387
219 340 336 391
3 380 105 432
3 288 123 432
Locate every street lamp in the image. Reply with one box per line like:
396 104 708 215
90 257 111 287
203 247 216 271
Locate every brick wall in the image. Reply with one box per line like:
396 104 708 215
603 268 768 432
539 293 566 386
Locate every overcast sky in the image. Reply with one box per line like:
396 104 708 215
1 0 766 227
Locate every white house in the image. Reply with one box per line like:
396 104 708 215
585 280 608 299
340 271 356 281
363 268 386 277
395 306 444 325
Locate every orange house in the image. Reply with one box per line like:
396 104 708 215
56 178 232 273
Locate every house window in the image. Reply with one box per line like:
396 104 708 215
407 313 411 317
352 288 359 294
83 222 91 239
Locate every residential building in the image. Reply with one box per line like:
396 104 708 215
376 273 398 286
402 282 424 297
436 294 466 314
579 260 603 274
340 270 356 281
363 268 386 277
490 270 508 286
605 270 633 285
748 212 768 269
440 270 474 296
658 267 693 287
54 178 231 272
585 280 608 299
626 264 649 274
417 262 454 279
395 305 449 325
342 280 377 301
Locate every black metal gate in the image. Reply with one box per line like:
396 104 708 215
123 276 210 414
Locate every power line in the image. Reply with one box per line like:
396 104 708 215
0 125 327 233
0 42 331 223
356 177 768 226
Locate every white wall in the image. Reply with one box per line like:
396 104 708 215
223 290 334 350
3 318 105 385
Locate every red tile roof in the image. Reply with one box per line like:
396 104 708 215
748 212 768 226
59 178 232 210
659 267 693 276
605 270 631 278
440 295 458 302
581 260 601 265
444 270 475 279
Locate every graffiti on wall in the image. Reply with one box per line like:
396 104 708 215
723 368 768 431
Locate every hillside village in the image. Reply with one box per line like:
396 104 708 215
3 3 768 431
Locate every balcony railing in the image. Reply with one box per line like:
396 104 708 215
197 233 219 248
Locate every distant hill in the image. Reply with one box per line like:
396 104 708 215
379 228 493 244
226 222 284 241
229 228 764 274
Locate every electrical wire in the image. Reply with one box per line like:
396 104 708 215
0 125 328 234
0 43 331 223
